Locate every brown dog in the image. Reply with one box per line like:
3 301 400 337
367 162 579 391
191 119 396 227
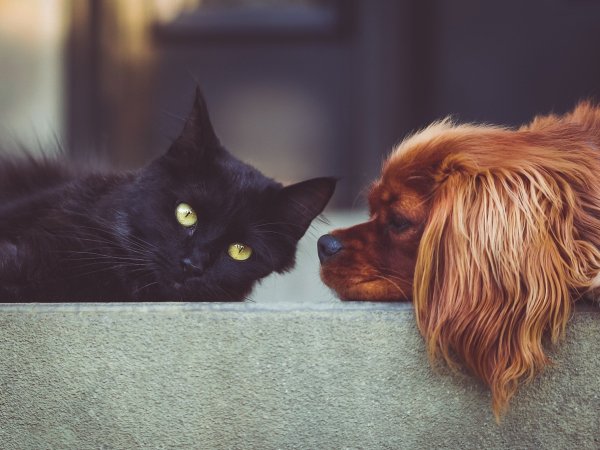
318 103 600 417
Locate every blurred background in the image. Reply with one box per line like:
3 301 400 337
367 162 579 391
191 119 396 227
2 0 600 206
2 0 600 208
1 0 600 301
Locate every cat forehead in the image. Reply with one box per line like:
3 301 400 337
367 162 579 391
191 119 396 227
176 182 277 222
183 177 278 200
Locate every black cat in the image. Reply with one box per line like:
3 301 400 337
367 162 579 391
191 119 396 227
0 88 336 301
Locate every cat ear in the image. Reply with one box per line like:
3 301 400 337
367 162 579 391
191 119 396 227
167 86 221 162
276 177 337 239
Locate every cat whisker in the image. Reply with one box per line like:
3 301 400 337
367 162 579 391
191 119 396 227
60 251 153 264
49 228 172 267
62 264 130 280
58 211 162 254
251 221 306 230
49 230 155 258
68 261 151 271
131 280 159 297
251 229 295 240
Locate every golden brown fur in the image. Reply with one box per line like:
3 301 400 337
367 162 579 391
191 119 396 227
320 103 600 418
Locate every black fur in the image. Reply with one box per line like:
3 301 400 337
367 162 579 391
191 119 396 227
0 88 336 301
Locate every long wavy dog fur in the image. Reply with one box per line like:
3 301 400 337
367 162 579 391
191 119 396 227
319 102 600 418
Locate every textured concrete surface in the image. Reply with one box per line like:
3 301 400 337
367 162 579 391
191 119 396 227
0 302 598 450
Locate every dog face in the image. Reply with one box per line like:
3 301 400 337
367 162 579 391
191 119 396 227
318 163 432 301
319 105 600 418
319 119 486 301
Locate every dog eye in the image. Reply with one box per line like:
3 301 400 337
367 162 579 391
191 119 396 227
389 216 411 233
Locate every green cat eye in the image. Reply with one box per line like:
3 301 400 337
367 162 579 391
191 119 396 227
228 243 253 261
175 203 197 227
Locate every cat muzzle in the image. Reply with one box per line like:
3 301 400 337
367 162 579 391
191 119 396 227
180 257 204 276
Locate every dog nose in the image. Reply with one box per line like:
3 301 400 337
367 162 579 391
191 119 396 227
317 234 343 263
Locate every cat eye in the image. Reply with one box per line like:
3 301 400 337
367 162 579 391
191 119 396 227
175 203 198 227
228 243 253 261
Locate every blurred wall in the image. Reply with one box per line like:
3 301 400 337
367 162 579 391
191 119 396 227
1 1 599 206
68 0 411 206
422 0 600 126
0 0 66 153
66 0 600 207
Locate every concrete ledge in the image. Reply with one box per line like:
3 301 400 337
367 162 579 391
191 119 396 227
0 302 598 449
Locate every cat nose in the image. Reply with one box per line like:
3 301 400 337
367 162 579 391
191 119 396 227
180 257 203 275
317 234 343 263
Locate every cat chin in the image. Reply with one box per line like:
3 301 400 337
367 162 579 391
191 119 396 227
148 278 250 302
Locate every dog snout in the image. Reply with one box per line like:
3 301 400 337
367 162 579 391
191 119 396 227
317 234 343 263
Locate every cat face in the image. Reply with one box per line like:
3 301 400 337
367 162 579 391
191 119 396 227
115 88 336 301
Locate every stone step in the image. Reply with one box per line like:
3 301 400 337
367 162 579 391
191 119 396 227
0 302 598 449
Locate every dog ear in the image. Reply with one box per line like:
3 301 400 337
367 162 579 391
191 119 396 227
412 154 600 419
